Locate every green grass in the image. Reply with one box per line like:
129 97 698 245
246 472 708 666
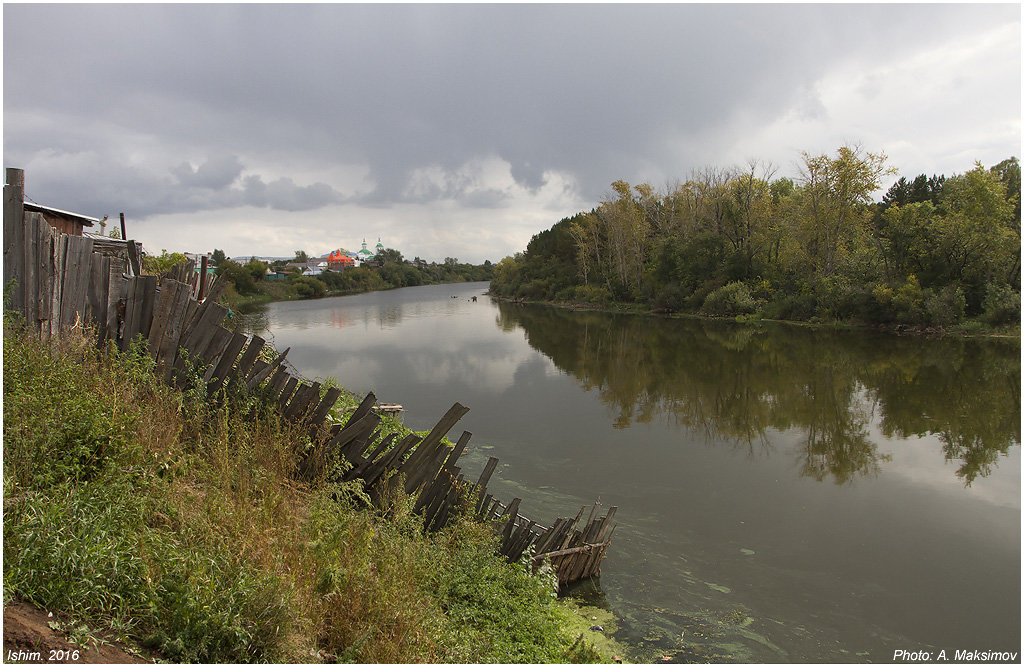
2 321 604 663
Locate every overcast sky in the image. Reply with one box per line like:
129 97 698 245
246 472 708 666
3 4 1020 263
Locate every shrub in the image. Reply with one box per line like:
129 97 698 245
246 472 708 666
289 275 327 299
701 281 760 317
653 283 689 312
981 283 1021 325
924 285 967 327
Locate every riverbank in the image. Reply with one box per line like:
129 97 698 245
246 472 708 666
489 292 1021 339
2 321 607 663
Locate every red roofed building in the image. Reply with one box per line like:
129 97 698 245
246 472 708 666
327 249 355 269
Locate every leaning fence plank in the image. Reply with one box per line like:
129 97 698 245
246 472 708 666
233 336 266 383
246 347 289 389
307 386 343 427
208 330 248 394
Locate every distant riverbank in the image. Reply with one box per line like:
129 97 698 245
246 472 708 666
488 291 1021 339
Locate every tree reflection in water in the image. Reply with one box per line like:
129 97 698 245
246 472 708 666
496 302 1019 485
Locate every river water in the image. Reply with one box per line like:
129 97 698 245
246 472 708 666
248 281 1020 663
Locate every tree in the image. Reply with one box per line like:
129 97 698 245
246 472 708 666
377 248 404 265
797 145 895 277
210 248 226 266
293 250 309 263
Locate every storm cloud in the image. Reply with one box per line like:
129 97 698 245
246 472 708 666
3 4 1019 262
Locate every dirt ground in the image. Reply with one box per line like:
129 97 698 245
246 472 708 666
2 602 151 664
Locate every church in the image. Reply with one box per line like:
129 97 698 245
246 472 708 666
325 238 385 269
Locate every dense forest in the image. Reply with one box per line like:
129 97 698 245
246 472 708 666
490 146 1020 330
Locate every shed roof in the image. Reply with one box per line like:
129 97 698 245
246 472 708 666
24 202 100 226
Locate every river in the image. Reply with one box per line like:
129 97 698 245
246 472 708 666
245 281 1020 663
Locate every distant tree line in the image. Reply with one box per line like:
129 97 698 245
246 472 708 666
212 247 494 304
490 146 1020 330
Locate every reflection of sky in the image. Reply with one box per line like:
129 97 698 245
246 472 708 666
261 284 1020 661
880 426 1021 510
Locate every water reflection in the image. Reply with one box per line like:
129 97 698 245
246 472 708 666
495 302 1020 486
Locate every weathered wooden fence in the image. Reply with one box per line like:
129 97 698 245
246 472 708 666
2 167 615 585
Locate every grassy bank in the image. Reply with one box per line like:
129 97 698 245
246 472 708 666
2 320 602 663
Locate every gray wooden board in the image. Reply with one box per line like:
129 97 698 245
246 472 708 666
148 280 183 358
34 220 54 336
120 277 141 348
332 413 380 455
346 392 377 427
233 336 266 382
308 386 343 427
21 213 39 332
284 381 319 420
49 235 68 338
105 260 126 342
4 180 25 314
247 347 289 389
278 377 299 407
60 235 93 332
87 252 108 332
138 275 157 338
155 282 193 373
208 331 248 393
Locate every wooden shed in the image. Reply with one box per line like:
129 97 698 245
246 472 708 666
24 202 99 236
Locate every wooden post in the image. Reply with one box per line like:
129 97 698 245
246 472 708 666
198 254 209 301
4 168 26 315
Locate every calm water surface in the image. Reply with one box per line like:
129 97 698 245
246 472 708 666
252 282 1020 663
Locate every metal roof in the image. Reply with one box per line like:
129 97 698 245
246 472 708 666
24 202 100 226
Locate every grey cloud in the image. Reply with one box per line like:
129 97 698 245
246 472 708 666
3 3 1019 225
171 155 244 189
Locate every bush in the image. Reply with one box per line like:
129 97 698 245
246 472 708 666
924 285 967 327
289 275 327 299
701 281 760 317
653 283 689 312
981 283 1021 325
